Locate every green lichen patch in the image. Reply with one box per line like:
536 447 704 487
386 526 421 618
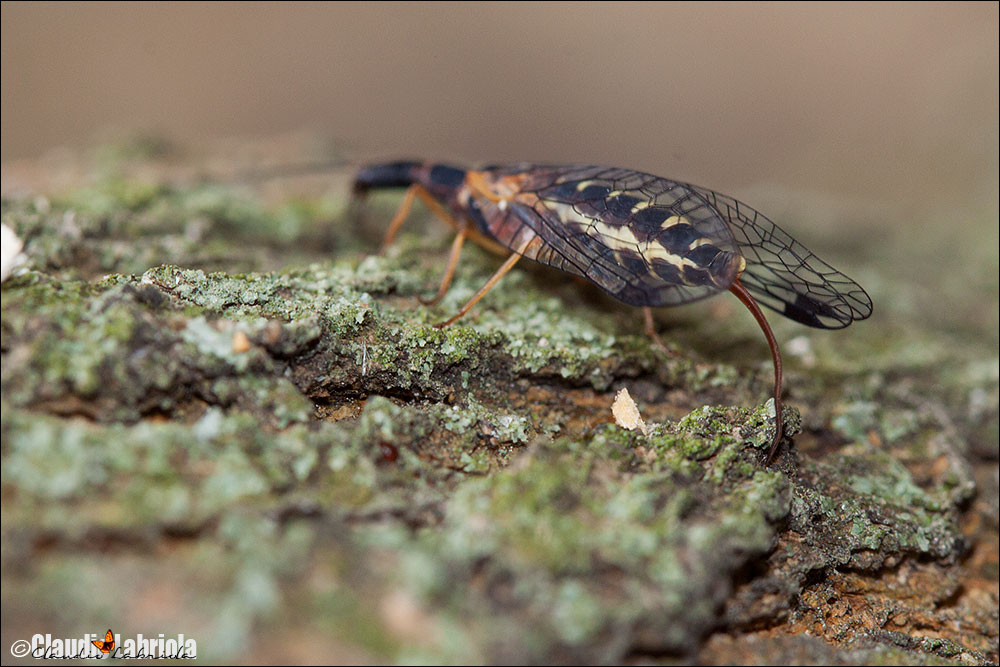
353 432 793 661
2 171 358 283
2 153 995 665
1 276 317 427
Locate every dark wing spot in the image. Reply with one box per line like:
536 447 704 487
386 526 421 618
540 182 579 201
650 258 684 284
686 244 723 267
782 292 851 327
681 265 714 287
541 181 611 203
577 184 613 201
657 224 702 253
631 206 671 230
605 195 644 219
615 249 648 276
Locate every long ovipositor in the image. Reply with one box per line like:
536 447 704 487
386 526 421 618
353 160 873 463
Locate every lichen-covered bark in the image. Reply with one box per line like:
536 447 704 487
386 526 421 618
1 141 996 664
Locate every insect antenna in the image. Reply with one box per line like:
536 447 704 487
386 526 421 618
231 157 354 184
728 279 784 464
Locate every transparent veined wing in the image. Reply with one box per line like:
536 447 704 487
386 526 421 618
691 186 873 328
474 164 746 308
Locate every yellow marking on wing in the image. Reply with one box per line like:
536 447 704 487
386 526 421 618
641 239 696 270
535 199 695 270
631 201 652 213
593 221 696 272
661 215 688 228
521 197 710 281
591 220 641 248
533 200 579 226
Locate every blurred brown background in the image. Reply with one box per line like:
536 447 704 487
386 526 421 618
2 2 997 228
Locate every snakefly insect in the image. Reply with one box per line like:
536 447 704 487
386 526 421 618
352 162 873 464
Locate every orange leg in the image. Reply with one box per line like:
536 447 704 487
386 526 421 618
378 183 515 311
729 279 784 465
381 184 466 251
419 227 468 306
413 186 464 233
381 183 509 256
642 307 673 355
380 185 418 251
433 237 538 329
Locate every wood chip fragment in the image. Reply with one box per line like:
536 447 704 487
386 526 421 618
612 388 648 435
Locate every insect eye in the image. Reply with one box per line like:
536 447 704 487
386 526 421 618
429 165 466 188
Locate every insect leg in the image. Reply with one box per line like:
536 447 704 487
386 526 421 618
418 227 468 306
642 307 673 355
380 184 466 249
381 185 419 251
413 186 465 232
728 279 785 464
380 182 509 259
433 237 539 329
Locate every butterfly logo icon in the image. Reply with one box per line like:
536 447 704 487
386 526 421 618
92 629 115 654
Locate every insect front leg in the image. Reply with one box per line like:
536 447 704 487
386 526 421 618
432 237 540 329
380 185 419 252
418 226 469 306
380 184 465 252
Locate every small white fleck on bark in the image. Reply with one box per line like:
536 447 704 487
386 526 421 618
1 223 26 282
612 388 648 435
